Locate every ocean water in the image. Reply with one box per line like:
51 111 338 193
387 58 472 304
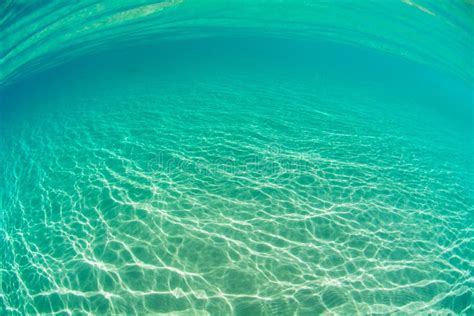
1 1 473 315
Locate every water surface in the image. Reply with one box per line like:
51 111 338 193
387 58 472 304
1 1 473 315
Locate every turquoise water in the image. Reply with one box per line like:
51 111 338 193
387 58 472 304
1 1 473 315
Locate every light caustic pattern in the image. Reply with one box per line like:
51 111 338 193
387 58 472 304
1 71 472 314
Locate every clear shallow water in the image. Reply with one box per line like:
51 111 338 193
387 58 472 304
1 2 474 316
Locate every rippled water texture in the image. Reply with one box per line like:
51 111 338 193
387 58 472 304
1 1 474 315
